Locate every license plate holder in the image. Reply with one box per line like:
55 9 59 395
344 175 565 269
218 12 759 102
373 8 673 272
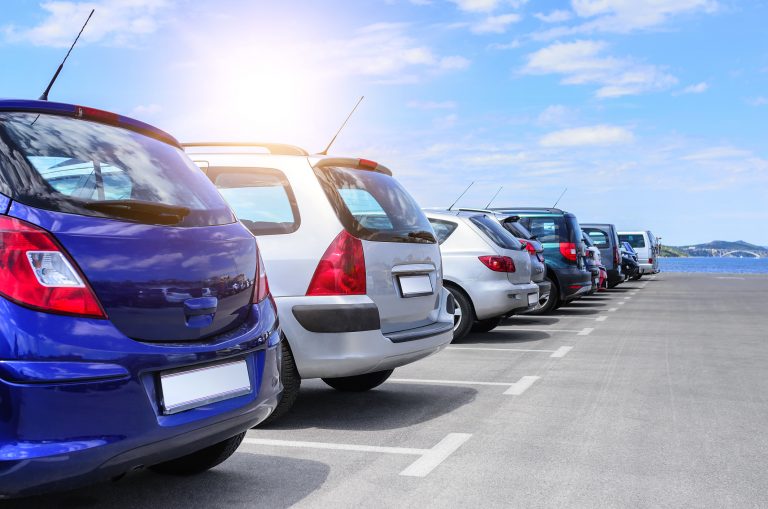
397 274 434 298
159 359 251 415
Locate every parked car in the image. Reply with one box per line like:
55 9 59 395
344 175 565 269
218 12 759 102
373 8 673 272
621 241 641 280
581 230 602 294
618 230 658 277
490 207 592 313
184 142 454 422
424 210 539 340
464 211 552 312
0 101 281 498
581 223 624 288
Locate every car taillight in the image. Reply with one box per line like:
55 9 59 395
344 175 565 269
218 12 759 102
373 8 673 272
520 240 536 255
478 255 516 272
613 246 620 265
0 216 105 318
648 257 653 264
252 247 270 303
559 242 578 262
306 230 366 296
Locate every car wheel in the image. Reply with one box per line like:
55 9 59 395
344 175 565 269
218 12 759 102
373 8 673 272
150 432 245 475
471 316 502 333
258 339 300 426
632 273 643 280
527 277 558 315
322 369 394 392
446 286 473 341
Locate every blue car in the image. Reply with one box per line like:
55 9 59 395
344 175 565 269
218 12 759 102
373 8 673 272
0 100 281 497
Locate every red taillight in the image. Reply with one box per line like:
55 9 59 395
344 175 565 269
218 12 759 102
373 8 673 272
253 247 270 303
614 246 620 265
0 216 105 318
478 255 516 272
358 158 378 170
76 106 120 125
648 257 653 264
520 240 536 255
559 242 578 262
306 230 366 296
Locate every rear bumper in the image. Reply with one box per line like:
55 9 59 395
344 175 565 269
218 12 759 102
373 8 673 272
607 268 624 286
553 267 592 302
468 280 539 320
276 289 454 379
0 299 281 498
638 263 654 273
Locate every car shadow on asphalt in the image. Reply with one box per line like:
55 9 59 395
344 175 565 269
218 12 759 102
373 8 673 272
458 330 552 344
502 316 561 326
261 383 477 432
5 454 329 509
563 301 607 308
546 307 601 316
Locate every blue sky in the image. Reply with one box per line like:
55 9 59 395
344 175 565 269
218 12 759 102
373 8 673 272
2 0 767 245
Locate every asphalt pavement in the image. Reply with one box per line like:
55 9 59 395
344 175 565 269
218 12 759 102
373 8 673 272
11 272 768 508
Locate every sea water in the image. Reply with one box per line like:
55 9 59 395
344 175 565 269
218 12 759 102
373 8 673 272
658 257 768 274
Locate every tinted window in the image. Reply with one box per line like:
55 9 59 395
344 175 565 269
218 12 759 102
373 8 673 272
582 231 595 247
0 112 233 226
428 219 458 244
619 234 646 248
583 228 610 248
502 220 532 240
314 166 435 244
211 168 300 235
470 215 522 250
524 216 567 243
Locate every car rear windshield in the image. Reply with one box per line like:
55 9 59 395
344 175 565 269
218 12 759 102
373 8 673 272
619 234 646 248
428 218 458 244
583 227 611 248
314 166 436 244
521 216 568 244
502 219 533 240
0 112 234 227
469 215 522 250
209 167 300 235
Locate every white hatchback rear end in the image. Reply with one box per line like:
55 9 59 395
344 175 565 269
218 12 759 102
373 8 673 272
618 230 655 276
184 143 453 422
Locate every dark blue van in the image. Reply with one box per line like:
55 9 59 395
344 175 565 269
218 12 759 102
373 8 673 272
0 100 281 497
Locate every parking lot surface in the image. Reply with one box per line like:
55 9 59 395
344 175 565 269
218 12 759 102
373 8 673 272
14 273 768 508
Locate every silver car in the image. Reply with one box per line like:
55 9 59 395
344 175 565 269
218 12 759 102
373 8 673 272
184 143 454 422
425 210 539 340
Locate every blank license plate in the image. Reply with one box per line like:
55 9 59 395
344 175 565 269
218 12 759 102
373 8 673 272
160 359 251 414
398 275 433 297
528 293 538 306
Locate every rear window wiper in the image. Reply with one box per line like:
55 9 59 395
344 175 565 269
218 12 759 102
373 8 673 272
83 200 190 225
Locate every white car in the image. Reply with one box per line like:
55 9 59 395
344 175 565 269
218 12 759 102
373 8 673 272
184 143 454 422
618 230 659 277
424 210 539 341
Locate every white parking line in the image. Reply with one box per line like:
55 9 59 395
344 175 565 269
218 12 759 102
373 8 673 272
494 327 582 333
503 376 540 395
624 296 632 300
595 316 608 322
609 308 618 312
577 327 594 335
241 433 472 478
447 346 557 353
390 375 541 397
618 301 626 305
550 346 572 358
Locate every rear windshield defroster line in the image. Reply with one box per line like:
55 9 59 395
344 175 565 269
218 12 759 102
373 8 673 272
0 112 235 227
313 165 436 244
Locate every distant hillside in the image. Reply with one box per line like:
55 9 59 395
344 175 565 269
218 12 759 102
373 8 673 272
667 240 768 258
660 245 688 258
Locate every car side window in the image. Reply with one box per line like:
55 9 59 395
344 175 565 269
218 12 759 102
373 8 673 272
213 168 300 235
584 228 610 248
428 219 458 244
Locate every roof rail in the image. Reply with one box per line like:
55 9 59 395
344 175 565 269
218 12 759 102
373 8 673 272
457 207 494 214
181 142 308 156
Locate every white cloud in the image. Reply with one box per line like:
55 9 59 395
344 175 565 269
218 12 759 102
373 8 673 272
536 104 576 127
450 0 502 13
682 82 709 94
747 96 768 106
439 55 471 69
539 125 635 147
522 40 677 97
534 10 573 23
407 100 457 109
488 39 521 50
471 13 521 34
571 0 719 33
3 0 171 47
131 103 161 116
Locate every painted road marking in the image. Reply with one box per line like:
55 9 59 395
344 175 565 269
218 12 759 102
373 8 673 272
624 296 632 300
609 308 618 312
494 327 582 333
504 376 541 395
596 316 608 322
447 346 556 353
716 276 745 280
242 433 472 478
550 346 573 358
618 301 626 305
578 327 594 335
390 376 541 397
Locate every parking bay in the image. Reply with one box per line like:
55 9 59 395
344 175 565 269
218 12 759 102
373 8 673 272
16 273 768 508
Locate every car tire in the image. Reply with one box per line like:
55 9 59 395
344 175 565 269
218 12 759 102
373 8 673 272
445 285 474 341
527 277 558 315
322 369 394 392
150 432 245 476
632 273 643 280
258 339 300 426
471 316 502 333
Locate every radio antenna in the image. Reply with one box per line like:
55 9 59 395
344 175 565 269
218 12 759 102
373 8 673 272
485 186 503 209
39 9 95 101
552 187 568 208
319 95 364 155
447 181 475 211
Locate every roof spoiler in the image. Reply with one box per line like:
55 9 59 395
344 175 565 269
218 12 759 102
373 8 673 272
314 157 392 176
457 208 520 222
